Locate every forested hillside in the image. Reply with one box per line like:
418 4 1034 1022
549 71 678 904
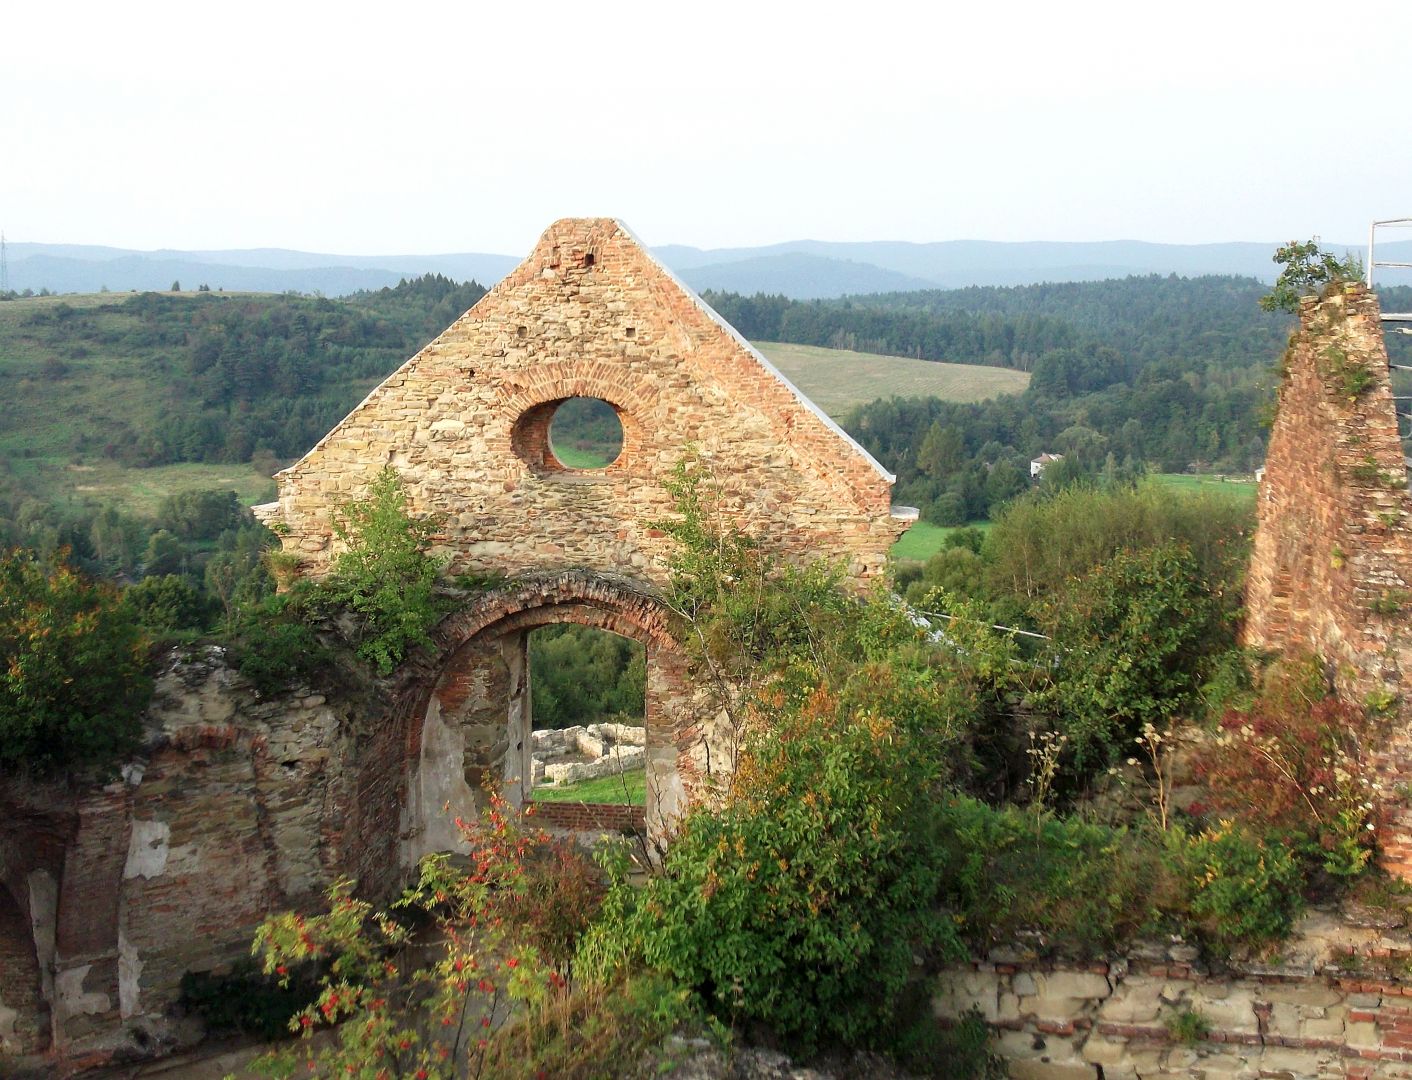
0 275 488 468
4 272 1408 567
706 278 1412 524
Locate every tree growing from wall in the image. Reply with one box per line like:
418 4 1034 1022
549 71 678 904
325 467 446 674
1260 239 1362 314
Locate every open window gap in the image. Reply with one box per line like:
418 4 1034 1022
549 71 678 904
527 624 645 811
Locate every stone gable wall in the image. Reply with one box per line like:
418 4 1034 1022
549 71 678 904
260 217 908 586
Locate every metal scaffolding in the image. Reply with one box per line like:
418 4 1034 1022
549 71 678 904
1370 219 1412 443
1369 218 1412 327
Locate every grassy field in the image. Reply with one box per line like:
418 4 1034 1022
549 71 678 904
532 770 646 806
550 444 616 469
891 520 992 562
754 341 1030 419
27 460 279 517
1151 472 1258 501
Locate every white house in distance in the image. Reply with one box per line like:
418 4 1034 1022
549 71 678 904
1031 452 1063 478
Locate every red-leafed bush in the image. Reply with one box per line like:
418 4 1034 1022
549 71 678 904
1192 658 1380 877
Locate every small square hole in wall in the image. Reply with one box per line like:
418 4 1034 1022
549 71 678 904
584 253 595 268
517 326 527 338
625 327 636 339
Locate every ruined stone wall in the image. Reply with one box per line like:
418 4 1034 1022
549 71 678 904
935 926 1412 1080
412 573 708 853
530 801 645 834
0 649 367 1063
1244 283 1412 690
259 217 910 588
1243 282 1412 877
0 577 707 1067
0 886 47 1055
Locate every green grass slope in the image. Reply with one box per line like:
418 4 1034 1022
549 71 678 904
754 341 1030 418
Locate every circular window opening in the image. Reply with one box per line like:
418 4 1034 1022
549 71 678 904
549 397 624 469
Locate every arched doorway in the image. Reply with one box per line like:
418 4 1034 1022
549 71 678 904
402 573 702 865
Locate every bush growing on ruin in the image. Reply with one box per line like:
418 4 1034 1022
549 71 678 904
226 586 337 696
1260 239 1362 314
1035 543 1227 769
247 792 701 1079
1179 820 1304 952
325 466 447 674
1192 657 1379 878
0 548 151 772
125 572 210 632
586 656 971 1052
583 463 1024 1053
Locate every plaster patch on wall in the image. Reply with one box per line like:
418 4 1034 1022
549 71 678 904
123 820 170 880
647 744 684 840
54 965 109 1017
26 869 57 1005
118 927 142 1019
406 698 476 861
0 1006 17 1051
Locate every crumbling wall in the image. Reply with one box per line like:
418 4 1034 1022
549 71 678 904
935 914 1412 1079
0 649 365 1062
1243 282 1412 877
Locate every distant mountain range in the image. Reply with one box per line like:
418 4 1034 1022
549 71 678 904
6 237 1407 301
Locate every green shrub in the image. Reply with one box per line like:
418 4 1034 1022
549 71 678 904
0 549 151 773
1037 543 1226 768
126 573 209 631
1260 240 1361 314
1165 1007 1212 1045
227 587 336 696
932 796 1169 954
982 482 1251 613
1181 821 1303 952
892 1004 1005 1080
325 467 447 674
476 972 705 1080
580 588 991 1051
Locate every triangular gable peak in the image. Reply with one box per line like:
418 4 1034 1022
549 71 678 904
261 218 911 584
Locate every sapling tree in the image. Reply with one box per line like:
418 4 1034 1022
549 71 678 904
326 466 447 674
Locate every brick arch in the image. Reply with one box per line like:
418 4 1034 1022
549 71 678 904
432 573 679 658
492 362 661 477
400 573 697 860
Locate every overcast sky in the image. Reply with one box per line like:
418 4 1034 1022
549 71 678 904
5 0 1408 255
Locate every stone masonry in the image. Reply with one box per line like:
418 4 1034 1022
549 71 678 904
935 910 1412 1080
256 217 913 585
1 219 909 1070
1243 282 1412 878
252 216 913 871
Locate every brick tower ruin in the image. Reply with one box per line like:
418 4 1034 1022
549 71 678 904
1243 281 1412 876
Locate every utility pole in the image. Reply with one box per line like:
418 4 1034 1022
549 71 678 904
0 231 8 294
